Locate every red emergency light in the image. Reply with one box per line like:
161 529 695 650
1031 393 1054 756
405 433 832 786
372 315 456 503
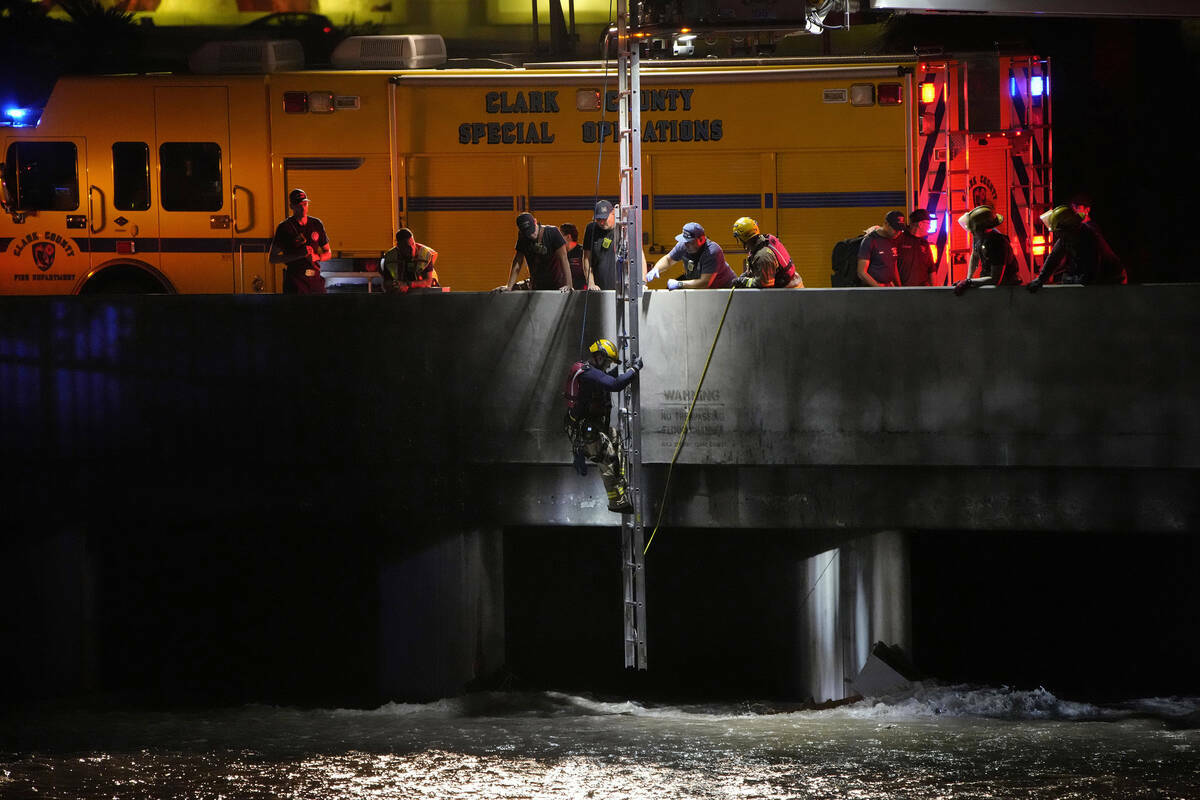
878 83 903 105
283 91 309 113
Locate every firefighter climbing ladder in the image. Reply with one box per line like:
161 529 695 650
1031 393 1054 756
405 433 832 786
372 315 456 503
614 0 648 671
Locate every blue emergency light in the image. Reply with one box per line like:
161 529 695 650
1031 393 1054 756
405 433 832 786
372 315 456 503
1009 77 1048 98
2 106 40 127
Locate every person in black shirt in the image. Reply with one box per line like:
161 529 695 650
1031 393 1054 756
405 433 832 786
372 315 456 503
1028 205 1125 290
582 200 618 290
954 205 1020 295
499 213 571 292
561 222 587 290
270 188 331 294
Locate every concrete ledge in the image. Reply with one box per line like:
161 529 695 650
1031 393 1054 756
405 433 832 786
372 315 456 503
1 285 1197 532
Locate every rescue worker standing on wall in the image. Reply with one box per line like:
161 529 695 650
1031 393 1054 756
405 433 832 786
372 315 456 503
380 228 438 293
954 205 1021 294
566 339 644 514
270 188 331 294
729 217 804 288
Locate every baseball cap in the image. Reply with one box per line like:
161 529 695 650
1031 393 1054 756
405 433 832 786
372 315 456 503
516 212 537 233
885 210 907 229
594 199 614 221
909 208 932 224
288 188 308 205
675 222 705 243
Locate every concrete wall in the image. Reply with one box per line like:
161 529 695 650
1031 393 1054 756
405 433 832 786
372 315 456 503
2 285 1197 703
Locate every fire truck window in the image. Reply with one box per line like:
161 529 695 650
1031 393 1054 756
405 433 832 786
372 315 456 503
113 142 150 211
159 142 223 212
3 141 79 211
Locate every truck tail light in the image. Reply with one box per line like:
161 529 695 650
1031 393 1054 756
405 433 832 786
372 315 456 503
878 83 903 105
283 91 308 113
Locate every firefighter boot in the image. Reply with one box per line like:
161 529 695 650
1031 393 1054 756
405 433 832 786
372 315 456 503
607 484 635 515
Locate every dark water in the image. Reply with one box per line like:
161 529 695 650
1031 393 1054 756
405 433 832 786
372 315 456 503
1 685 1197 799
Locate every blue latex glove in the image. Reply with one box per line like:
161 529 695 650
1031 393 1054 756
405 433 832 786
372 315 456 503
573 451 588 476
644 266 660 282
667 278 681 290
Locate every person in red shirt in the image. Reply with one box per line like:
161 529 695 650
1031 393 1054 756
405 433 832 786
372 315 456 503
896 209 937 286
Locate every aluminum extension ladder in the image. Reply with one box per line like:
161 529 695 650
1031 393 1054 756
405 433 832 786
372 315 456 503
614 0 648 671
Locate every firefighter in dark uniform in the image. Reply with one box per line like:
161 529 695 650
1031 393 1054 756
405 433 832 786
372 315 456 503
729 216 804 288
270 188 331 294
1027 205 1127 290
566 338 643 514
954 205 1021 294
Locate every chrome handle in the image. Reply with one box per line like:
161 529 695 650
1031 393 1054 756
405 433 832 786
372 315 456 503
88 185 105 233
233 184 254 234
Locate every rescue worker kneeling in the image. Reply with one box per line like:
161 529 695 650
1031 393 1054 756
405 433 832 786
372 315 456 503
565 339 644 514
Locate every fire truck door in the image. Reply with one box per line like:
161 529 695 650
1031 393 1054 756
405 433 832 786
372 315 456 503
88 139 161 275
1 136 91 293
153 87 235 293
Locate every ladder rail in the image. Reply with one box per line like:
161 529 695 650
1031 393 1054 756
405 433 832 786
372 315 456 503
615 0 648 671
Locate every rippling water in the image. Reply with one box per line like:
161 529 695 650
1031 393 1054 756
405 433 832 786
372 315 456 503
2 685 1197 799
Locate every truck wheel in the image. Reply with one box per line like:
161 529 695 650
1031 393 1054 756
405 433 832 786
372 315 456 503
79 265 172 295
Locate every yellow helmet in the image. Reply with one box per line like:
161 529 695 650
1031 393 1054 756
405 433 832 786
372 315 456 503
1040 205 1082 232
964 205 1004 233
589 338 617 361
732 216 760 244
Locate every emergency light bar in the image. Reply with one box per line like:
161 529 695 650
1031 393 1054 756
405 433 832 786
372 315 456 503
2 107 40 127
1010 76 1048 97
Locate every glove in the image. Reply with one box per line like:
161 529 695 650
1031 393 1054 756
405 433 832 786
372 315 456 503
953 279 970 296
667 278 681 290
1026 278 1043 293
631 357 644 372
731 275 751 289
644 266 661 282
573 450 588 476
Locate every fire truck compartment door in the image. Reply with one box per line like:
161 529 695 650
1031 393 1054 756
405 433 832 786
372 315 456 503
154 87 235 294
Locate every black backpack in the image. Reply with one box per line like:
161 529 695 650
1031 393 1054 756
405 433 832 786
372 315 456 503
831 234 866 287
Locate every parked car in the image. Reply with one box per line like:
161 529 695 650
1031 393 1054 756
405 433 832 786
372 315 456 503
242 12 342 65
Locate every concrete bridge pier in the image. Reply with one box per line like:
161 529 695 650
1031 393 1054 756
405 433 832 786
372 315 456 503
377 527 506 701
797 530 910 703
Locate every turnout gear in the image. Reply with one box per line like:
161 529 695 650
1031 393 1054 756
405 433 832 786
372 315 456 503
740 233 800 288
563 347 643 514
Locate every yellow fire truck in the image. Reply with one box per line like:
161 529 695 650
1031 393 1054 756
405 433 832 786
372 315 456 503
0 45 1050 293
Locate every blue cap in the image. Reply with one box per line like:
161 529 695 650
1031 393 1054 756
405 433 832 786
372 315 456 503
675 222 705 243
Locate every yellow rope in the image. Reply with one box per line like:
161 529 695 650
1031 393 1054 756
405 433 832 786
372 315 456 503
644 286 736 555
